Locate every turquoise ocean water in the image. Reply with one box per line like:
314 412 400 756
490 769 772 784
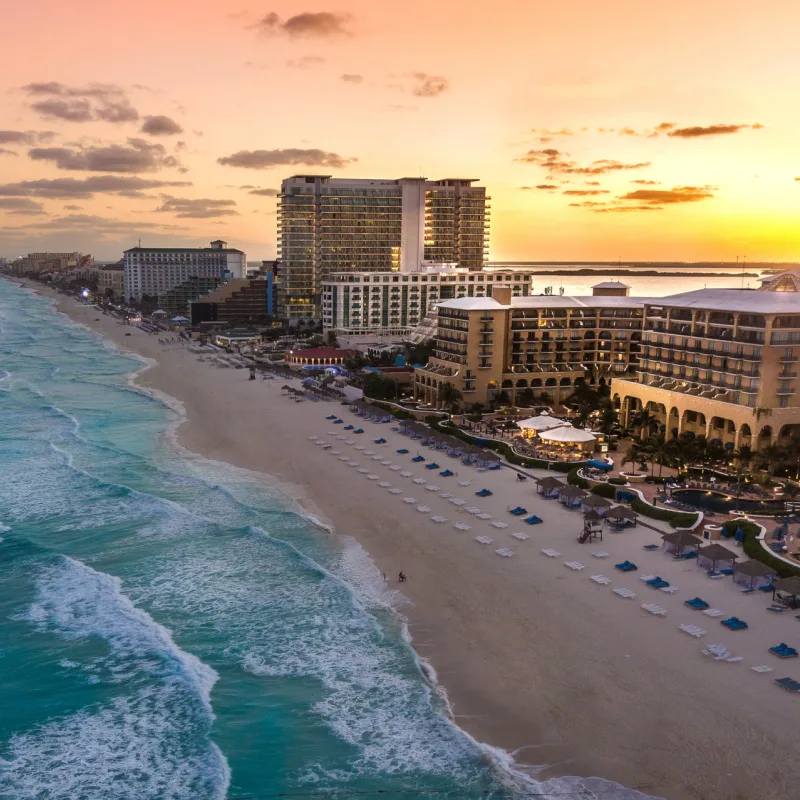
0 280 652 800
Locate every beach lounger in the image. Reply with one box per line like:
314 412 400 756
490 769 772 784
354 429 364 434
440 469 455 477
388 488 403 494
491 521 509 529
512 533 530 541
541 548 561 558
413 478 427 485
769 643 799 659
380 459 392 465
344 425 354 430
466 507 482 515
378 482 391 488
475 536 494 545
367 475 379 480
331 450 342 456
509 506 528 516
348 461 360 467
642 603 667 616
374 438 387 444
425 463 440 470
457 480 471 487
477 513 492 520
565 561 585 571
751 665 774 673
416 505 432 513
707 570 725 579
642 544 660 551
334 419 344 424
495 548 514 557
613 588 636 599
425 485 441 492
660 586 678 594
326 414 337 420
767 605 787 613
640 574 656 582
449 498 465 505
402 497 417 504
775 677 800 693
454 523 472 531
345 440 356 445
615 560 637 572
740 587 756 595
592 551 610 558
355 446 365 451
702 609 724 617
645 577 670 589
431 515 448 524
720 568 735 576
308 435 319 441
372 455 383 461
684 597 710 611
412 455 425 463
591 575 611 585
678 624 706 639
525 515 543 525
475 489 493 497
400 471 413 477
721 617 748 631
759 584 776 593
364 450 374 455
397 448 409 454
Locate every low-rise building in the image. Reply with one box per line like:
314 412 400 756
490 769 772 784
322 266 535 341
285 347 356 367
8 251 81 276
190 278 273 327
97 264 125 298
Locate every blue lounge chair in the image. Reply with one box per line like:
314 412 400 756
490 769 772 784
326 414 337 420
767 605 787 613
509 507 527 516
684 597 710 610
374 437 387 444
475 488 493 498
615 561 637 572
720 568 735 576
525 515 543 525
488 463 502 471
396 448 409 454
334 419 344 424
759 584 775 593
646 577 670 589
344 424 354 430
775 677 800 693
769 643 799 659
354 429 365 434
412 455 425 463
642 544 659 551
440 469 454 477
426 463 440 470
721 617 748 631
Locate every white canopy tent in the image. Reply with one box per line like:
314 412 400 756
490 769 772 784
538 425 597 444
517 412 568 434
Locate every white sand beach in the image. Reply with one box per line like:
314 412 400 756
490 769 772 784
18 281 800 800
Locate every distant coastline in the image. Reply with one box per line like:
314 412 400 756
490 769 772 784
492 268 760 278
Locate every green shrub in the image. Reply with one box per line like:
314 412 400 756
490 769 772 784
630 497 700 529
591 483 617 499
722 520 800 578
567 467 589 489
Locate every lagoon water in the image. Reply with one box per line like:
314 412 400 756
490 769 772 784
0 281 652 800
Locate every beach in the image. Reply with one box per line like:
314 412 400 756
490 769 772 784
16 279 800 800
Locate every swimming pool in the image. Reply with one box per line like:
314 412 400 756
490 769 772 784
671 489 786 514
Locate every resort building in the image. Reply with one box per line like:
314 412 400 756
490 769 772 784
190 277 274 326
321 266 534 341
415 286 800 452
414 287 645 408
97 264 125 298
123 240 245 302
159 276 221 319
8 251 82 276
277 175 490 320
285 347 356 368
612 289 800 451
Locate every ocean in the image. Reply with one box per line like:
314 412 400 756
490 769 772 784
0 280 654 800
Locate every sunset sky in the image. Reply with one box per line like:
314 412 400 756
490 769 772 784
3 0 800 262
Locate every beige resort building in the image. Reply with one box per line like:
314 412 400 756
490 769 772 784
414 286 800 451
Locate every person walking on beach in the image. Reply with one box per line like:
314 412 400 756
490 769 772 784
398 571 407 583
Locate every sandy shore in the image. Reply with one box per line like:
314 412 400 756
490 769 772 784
12 278 800 800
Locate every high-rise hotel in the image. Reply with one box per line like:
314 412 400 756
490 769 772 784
277 175 489 320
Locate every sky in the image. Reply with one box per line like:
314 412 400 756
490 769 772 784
2 0 800 262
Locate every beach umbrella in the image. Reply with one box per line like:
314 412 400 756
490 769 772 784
170 315 190 323
539 426 597 444
152 309 167 316
517 412 567 433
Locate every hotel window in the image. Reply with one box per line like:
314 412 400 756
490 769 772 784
779 395 790 408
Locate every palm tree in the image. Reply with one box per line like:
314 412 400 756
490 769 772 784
631 409 659 441
438 383 463 420
645 433 673 478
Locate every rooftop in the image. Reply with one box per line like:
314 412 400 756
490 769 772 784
647 288 800 313
592 280 631 289
438 295 649 311
124 246 244 254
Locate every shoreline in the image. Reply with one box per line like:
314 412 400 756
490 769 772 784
8 276 800 800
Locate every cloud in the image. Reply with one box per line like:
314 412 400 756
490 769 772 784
249 188 279 196
156 196 239 219
667 123 762 138
584 181 601 186
619 185 715 205
409 72 449 98
618 127 639 136
655 122 676 132
568 201 608 208
22 81 139 124
515 147 650 175
255 11 353 38
532 128 574 137
0 175 191 199
0 130 55 146
0 148 18 157
630 179 660 185
1 213 187 234
63 204 82 211
0 197 46 215
563 189 609 196
287 56 327 69
340 73 364 83
140 115 184 136
519 184 558 190
592 205 663 213
28 138 182 173
217 147 356 169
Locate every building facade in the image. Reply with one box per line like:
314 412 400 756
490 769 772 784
123 240 245 302
414 287 800 452
97 264 125 298
190 278 272 326
159 276 221 318
322 267 534 340
414 287 644 408
277 175 489 320
8 252 81 276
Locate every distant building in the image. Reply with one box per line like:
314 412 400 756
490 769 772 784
190 278 272 326
97 264 125 298
9 251 81 276
277 175 490 320
285 347 356 367
759 269 800 292
158 276 221 318
123 240 245 302
322 265 533 341
592 280 631 297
